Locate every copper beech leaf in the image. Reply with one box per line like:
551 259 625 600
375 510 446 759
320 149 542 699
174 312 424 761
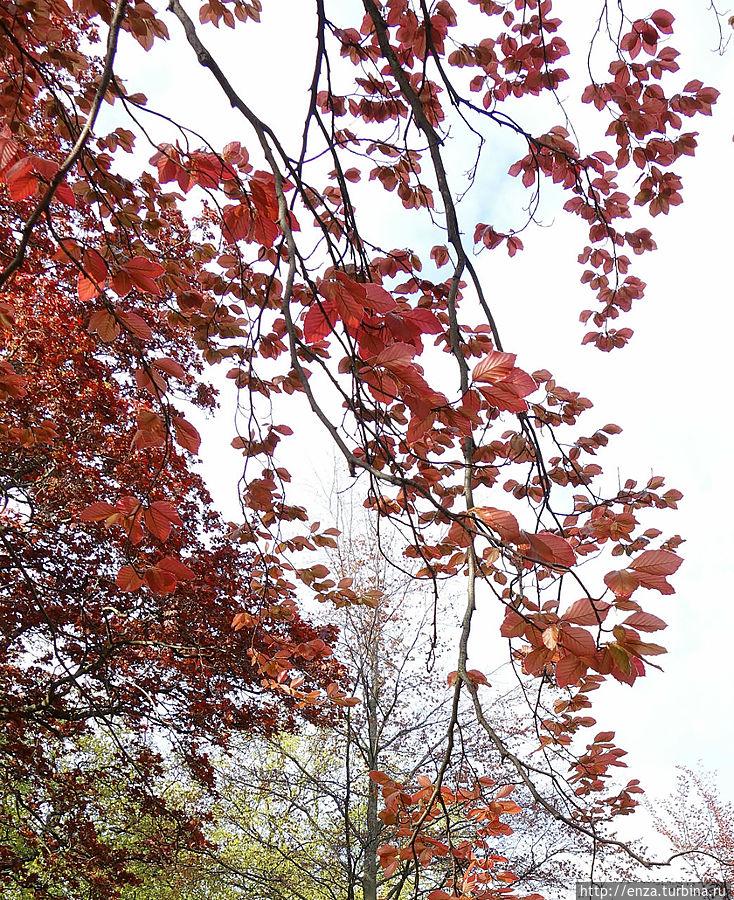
158 555 195 580
116 565 144 592
144 501 182 542
523 531 576 569
172 416 201 454
623 611 667 632
472 506 521 543
144 566 177 595
472 350 517 385
119 311 153 342
80 501 117 522
88 309 120 342
562 597 611 626
555 654 589 688
123 256 165 295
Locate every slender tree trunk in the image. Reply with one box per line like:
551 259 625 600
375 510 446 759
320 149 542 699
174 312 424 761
363 621 380 900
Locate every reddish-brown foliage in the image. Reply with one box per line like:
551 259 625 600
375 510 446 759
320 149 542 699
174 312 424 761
0 0 722 896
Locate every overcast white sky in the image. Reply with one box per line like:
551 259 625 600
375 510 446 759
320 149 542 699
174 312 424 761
114 0 734 816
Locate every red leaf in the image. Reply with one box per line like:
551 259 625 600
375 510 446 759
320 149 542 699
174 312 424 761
555 654 588 688
116 565 144 592
650 9 674 33
473 506 521 543
604 569 640 598
303 299 337 343
133 408 166 449
363 283 397 312
154 357 187 380
523 532 576 568
5 158 38 201
466 668 490 687
88 309 120 343
562 597 610 626
80 501 117 522
472 350 517 385
118 311 153 341
123 257 165 295
144 500 182 542
629 549 682 594
404 307 443 334
560 626 597 658
143 566 177 595
630 549 682 576
78 249 108 300
371 342 417 368
500 608 527 638
158 555 195 580
430 245 450 267
54 181 76 208
172 415 201 454
623 612 667 632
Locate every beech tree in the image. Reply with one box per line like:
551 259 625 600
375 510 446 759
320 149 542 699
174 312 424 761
0 0 724 897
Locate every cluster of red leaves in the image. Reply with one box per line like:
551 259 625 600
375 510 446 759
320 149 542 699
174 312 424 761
371 770 538 898
0 2 348 894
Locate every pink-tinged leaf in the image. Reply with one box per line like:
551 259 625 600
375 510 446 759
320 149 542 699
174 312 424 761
6 158 37 201
562 597 610 626
630 549 682 576
473 506 521 543
524 531 576 568
504 366 537 397
371 342 417 368
629 549 682 594
116 565 144 592
594 731 615 743
369 770 395 786
144 500 182 542
157 555 195 580
172 415 201 454
54 181 76 208
466 668 490 687
555 654 588 688
478 383 529 414
78 275 100 301
623 612 667 632
118 311 153 341
78 249 108 300
472 350 517 385
133 409 166 450
363 283 397 312
123 257 165 295
80 501 117 522
560 626 597 658
303 300 336 342
650 9 674 33
154 357 187 380
500 608 526 638
604 569 640 598
430 245 450 267
111 270 132 297
88 309 120 342
143 566 177 595
405 307 443 334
